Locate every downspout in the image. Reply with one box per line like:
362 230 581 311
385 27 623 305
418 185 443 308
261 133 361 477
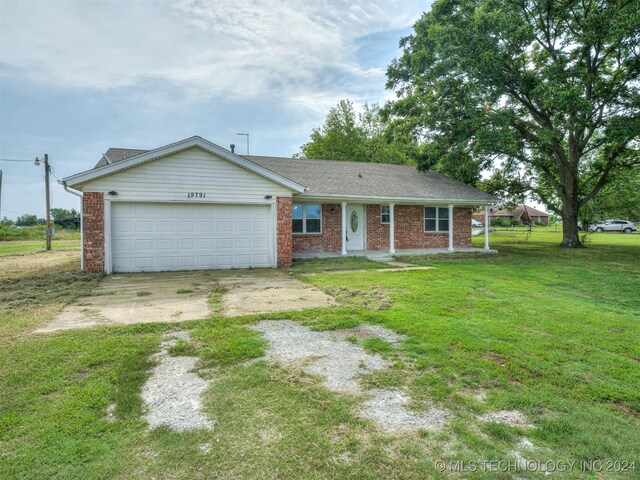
59 181 84 271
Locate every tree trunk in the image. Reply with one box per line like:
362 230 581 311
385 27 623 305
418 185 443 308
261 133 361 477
560 203 583 248
558 148 583 248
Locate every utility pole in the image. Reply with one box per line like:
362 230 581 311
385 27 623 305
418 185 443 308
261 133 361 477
44 154 51 250
0 169 3 220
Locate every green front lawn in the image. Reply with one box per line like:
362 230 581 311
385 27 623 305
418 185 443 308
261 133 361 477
1 230 638 479
0 239 80 256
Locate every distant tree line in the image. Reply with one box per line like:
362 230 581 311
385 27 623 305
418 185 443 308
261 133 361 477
1 208 81 228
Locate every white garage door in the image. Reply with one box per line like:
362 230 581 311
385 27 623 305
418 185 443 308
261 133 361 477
111 203 273 272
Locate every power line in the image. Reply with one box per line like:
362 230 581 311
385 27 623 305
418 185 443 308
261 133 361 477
3 181 40 196
0 158 34 163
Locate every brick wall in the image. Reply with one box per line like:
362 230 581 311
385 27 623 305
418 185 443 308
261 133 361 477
83 192 105 272
366 204 390 250
276 197 293 267
292 203 342 253
394 205 472 249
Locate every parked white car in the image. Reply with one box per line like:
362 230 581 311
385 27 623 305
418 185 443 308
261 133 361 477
471 219 483 228
588 220 637 233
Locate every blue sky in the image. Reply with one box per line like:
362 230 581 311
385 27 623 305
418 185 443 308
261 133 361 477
0 0 428 218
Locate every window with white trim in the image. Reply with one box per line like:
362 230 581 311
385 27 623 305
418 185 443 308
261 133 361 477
424 206 449 232
292 204 322 234
381 205 390 224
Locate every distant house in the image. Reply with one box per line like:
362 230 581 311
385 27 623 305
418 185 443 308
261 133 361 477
475 204 549 226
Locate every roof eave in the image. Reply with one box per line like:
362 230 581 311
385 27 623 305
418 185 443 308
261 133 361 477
296 192 500 205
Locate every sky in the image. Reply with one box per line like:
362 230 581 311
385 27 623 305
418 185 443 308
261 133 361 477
0 0 427 219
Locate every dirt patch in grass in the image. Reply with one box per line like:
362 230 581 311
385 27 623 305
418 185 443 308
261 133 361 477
252 320 447 431
479 410 533 427
321 286 392 311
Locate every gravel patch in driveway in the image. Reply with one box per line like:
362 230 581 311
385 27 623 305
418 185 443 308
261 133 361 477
253 320 386 393
141 332 213 432
252 320 446 431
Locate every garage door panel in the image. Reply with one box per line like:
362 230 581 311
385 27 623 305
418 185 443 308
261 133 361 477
157 257 176 268
177 238 195 249
254 220 269 232
135 239 154 250
111 203 273 272
197 238 215 249
134 257 155 269
177 221 195 233
114 220 134 233
135 204 155 215
236 237 252 248
197 221 215 232
156 239 175 249
135 221 154 233
255 237 269 248
177 257 195 268
156 221 175 233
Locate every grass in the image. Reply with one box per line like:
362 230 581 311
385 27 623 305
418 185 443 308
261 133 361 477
0 238 80 256
1 230 638 479
289 255 392 274
0 225 81 241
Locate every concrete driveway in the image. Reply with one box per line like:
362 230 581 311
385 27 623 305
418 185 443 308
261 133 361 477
35 269 335 333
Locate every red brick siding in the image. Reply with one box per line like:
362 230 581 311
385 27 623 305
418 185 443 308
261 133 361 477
366 204 390 250
292 203 342 253
394 205 472 249
276 197 293 267
83 192 105 272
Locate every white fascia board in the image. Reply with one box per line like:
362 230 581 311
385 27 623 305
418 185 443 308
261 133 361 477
296 193 500 206
63 136 306 193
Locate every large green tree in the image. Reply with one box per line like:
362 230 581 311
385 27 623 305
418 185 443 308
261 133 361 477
581 167 640 221
298 100 414 164
386 0 640 247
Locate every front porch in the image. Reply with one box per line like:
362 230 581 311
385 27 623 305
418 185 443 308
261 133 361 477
293 247 498 261
289 201 495 261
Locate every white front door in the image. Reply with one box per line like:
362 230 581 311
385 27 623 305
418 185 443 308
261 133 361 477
346 204 365 251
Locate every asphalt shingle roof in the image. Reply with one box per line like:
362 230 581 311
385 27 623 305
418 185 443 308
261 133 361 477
246 156 498 202
91 148 498 203
94 148 149 168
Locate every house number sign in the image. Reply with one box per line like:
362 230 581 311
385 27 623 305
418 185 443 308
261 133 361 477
187 192 206 198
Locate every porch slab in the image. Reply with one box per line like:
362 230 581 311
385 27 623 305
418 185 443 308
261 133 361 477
293 247 498 261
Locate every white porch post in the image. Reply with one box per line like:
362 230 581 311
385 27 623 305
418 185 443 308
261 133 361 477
341 201 347 255
448 204 454 251
484 205 490 250
389 203 395 254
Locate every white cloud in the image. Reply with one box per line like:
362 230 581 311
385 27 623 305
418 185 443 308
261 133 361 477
1 0 422 108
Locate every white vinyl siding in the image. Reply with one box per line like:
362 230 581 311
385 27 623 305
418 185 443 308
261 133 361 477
83 147 292 203
111 203 273 272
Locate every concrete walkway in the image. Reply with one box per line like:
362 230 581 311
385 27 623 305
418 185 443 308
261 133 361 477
293 247 498 261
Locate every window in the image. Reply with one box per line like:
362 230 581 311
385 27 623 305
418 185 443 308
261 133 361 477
424 206 450 232
292 204 322 234
381 205 390 224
